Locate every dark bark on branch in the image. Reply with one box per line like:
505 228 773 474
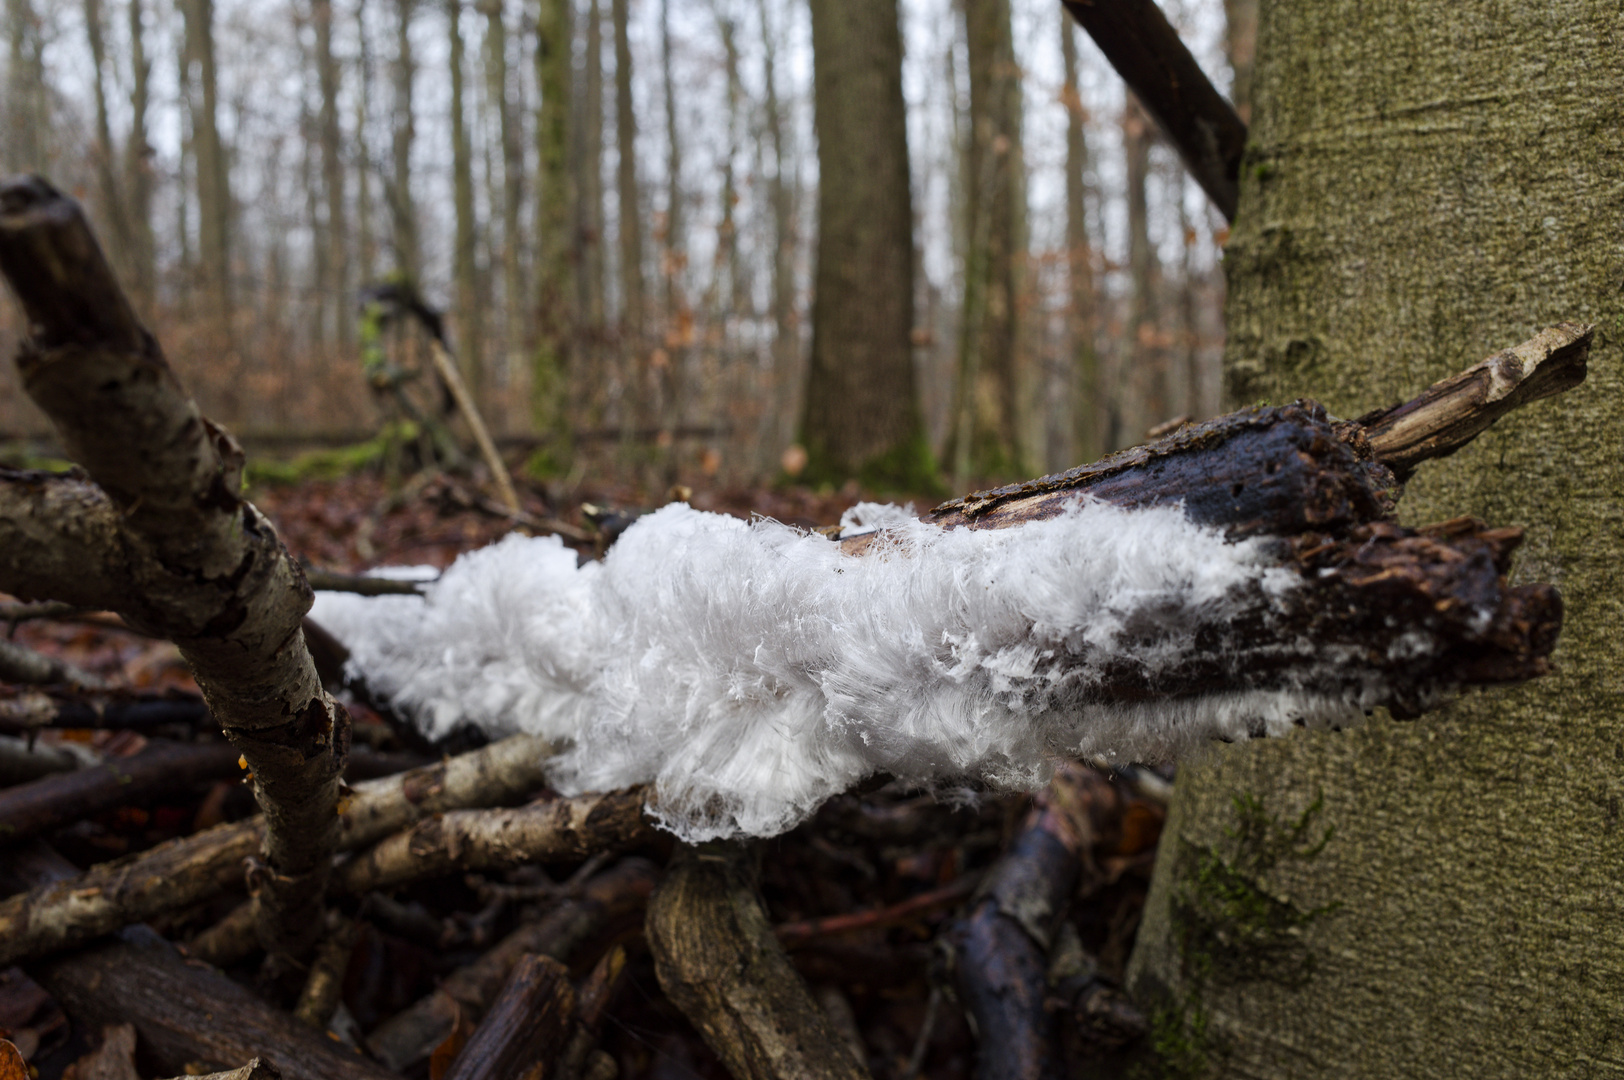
0 738 240 846
441 953 576 1080
333 787 653 895
5 843 392 1080
0 735 80 786
952 764 1140 1080
647 842 872 1080
292 912 355 1030
367 857 656 1072
185 892 260 968
1060 0 1247 221
0 636 103 688
0 176 344 963
0 733 553 967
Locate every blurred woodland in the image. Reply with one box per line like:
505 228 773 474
0 0 1249 494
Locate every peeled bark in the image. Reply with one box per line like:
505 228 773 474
1125 3 1624 1073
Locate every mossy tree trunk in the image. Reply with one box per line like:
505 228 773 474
801 0 934 492
532 0 573 454
1126 2 1624 1075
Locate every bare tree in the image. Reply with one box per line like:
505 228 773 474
533 0 573 445
1060 12 1099 465
800 0 932 490
389 0 421 280
481 0 526 390
449 0 482 400
1121 93 1161 444
180 0 233 321
3 0 47 171
754 0 798 472
612 0 646 436
575 0 607 420
948 0 1027 483
313 0 350 346
124 0 158 311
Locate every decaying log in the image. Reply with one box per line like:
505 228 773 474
557 945 629 1080
367 857 656 1072
156 1060 282 1080
0 733 553 967
647 842 871 1080
440 953 577 1080
951 765 1140 1080
59 1022 139 1080
0 177 346 962
1060 0 1247 221
0 739 241 846
334 787 653 895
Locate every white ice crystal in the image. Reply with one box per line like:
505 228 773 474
312 499 1372 841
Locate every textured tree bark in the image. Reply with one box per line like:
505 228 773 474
178 0 231 321
0 732 553 967
533 0 573 443
648 842 872 1080
448 0 481 405
1124 3 1624 1075
0 177 332 961
333 786 652 894
1060 13 1100 466
800 0 931 490
947 0 1028 484
388 0 420 280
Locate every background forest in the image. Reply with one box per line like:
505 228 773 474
0 0 1248 493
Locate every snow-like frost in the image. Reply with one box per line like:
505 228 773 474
312 499 1369 841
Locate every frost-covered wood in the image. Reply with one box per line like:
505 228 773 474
316 331 1578 843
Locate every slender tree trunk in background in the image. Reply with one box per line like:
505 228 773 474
125 0 157 311
480 0 525 401
755 0 797 472
3 0 46 171
1120 93 1159 445
448 0 482 403
532 0 573 449
356 0 377 283
181 0 233 323
717 12 745 321
1059 14 1098 466
610 0 643 438
800 0 930 492
947 0 1026 484
175 14 195 305
389 0 421 281
1221 0 1257 124
83 0 134 282
1176 174 1203 419
575 0 606 422
313 0 349 347
1126 3 1624 1074
657 0 686 464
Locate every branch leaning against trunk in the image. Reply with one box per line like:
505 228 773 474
647 842 872 1080
0 176 339 962
0 732 554 968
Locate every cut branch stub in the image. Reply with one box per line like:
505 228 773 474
0 176 344 963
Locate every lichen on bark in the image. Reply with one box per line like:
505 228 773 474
1127 1 1624 1075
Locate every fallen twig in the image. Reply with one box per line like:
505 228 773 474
0 732 553 967
440 953 576 1080
648 841 872 1080
0 637 103 689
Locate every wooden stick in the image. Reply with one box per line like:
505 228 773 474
647 841 872 1080
1358 322 1592 478
0 732 553 967
0 176 345 963
367 857 657 1072
292 912 355 1030
0 636 103 688
441 953 577 1080
1060 0 1247 221
333 786 652 895
0 689 210 736
0 739 241 846
427 337 522 515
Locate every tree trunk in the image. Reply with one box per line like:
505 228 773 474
656 0 685 469
1125 2 1624 1074
3 0 46 171
576 0 606 425
800 0 932 491
1060 13 1098 466
612 0 644 356
1221 0 1257 125
83 0 133 280
947 0 1027 484
533 0 573 450
389 0 421 280
180 0 232 322
755 0 797 474
449 0 481 404
481 0 525 402
1121 93 1160 446
124 0 157 312
313 0 349 347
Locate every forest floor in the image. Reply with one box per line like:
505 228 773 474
0 467 1165 1080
